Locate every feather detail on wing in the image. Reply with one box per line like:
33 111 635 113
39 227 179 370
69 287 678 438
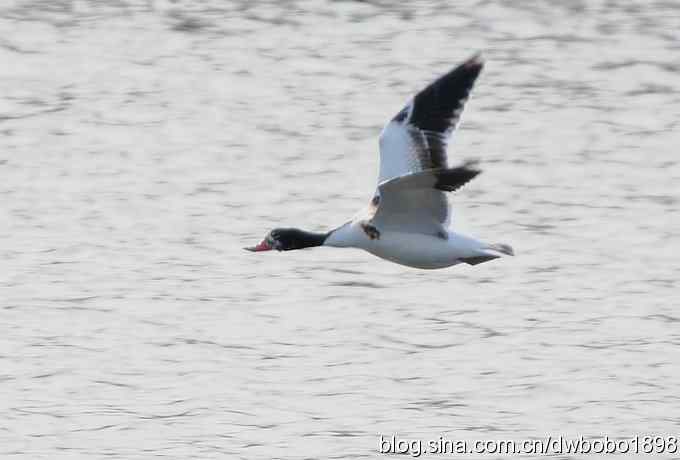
369 162 481 236
377 54 484 184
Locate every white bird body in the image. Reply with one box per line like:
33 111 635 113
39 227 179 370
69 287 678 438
325 225 500 269
246 53 514 269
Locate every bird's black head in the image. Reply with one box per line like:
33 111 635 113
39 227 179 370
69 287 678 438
245 228 328 252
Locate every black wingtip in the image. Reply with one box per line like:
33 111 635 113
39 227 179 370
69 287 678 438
434 162 482 192
409 53 486 152
464 52 485 70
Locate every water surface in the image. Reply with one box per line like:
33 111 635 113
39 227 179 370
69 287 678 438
1 1 679 458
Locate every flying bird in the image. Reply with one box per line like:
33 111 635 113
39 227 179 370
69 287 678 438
246 54 514 269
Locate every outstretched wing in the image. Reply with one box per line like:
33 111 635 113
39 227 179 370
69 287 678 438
377 54 484 184
370 162 481 236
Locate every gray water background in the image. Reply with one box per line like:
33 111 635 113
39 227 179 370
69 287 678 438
1 0 679 458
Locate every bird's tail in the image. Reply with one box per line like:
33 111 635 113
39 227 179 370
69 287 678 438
485 243 515 256
460 243 514 266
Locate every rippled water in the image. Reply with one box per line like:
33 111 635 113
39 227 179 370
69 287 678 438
2 1 679 458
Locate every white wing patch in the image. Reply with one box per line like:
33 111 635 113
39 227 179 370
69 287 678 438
377 118 423 183
370 54 485 234
371 185 449 236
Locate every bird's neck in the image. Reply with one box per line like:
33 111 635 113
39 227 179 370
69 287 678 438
292 229 329 249
323 222 356 248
